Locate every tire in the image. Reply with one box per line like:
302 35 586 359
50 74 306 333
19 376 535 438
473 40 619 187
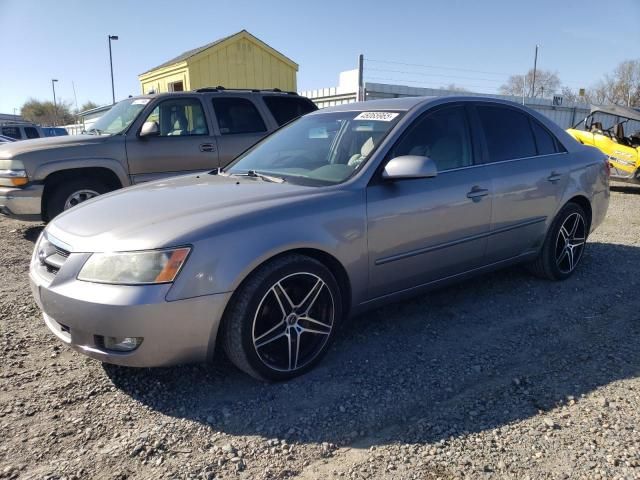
221 254 343 381
528 202 589 281
45 176 111 221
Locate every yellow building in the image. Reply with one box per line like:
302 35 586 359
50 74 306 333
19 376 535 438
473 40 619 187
138 30 298 94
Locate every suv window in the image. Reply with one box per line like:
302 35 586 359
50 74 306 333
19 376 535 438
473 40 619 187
531 119 560 155
24 127 40 139
143 98 208 137
263 96 317 126
1 126 22 139
391 106 473 171
211 97 267 135
477 105 537 162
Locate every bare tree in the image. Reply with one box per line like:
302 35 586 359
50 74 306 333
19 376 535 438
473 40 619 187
441 83 469 92
598 60 640 106
500 69 561 98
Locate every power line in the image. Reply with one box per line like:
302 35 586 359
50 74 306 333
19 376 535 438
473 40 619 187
365 67 506 84
365 58 511 76
365 76 502 92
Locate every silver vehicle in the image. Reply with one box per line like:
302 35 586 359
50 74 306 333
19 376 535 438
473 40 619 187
30 96 610 381
0 88 316 221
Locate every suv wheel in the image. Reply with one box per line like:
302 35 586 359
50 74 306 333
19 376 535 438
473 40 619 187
45 177 110 221
222 254 342 381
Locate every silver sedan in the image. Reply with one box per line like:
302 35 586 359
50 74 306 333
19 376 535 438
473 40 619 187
30 96 610 380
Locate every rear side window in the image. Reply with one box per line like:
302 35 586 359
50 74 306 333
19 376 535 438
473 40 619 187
531 120 560 155
211 97 267 135
477 106 537 162
24 127 40 139
1 126 21 139
263 96 317 126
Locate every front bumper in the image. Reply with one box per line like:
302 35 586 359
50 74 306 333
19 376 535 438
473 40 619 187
0 184 43 221
30 258 232 368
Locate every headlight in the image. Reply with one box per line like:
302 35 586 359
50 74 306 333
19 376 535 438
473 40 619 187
0 160 28 187
77 247 191 285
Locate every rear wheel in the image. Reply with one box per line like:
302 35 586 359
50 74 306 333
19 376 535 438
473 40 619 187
222 254 342 381
528 202 588 280
45 177 110 220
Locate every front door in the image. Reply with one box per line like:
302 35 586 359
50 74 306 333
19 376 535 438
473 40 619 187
126 97 219 183
366 105 493 299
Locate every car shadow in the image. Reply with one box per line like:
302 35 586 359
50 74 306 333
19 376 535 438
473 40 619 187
104 241 640 447
22 225 44 243
610 183 640 194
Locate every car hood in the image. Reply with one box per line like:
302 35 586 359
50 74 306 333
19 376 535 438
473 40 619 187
0 134 110 159
47 173 333 252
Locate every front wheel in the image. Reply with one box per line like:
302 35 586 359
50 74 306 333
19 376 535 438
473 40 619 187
528 202 588 280
45 177 110 221
222 254 342 381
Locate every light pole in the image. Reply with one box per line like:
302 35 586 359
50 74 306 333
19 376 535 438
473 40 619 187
531 44 540 97
108 35 119 104
51 79 59 126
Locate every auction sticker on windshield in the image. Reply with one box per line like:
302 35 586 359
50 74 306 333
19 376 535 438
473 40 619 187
354 112 399 121
132 99 150 105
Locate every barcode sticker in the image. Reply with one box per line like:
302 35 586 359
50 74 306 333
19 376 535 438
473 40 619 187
354 112 399 122
132 99 151 105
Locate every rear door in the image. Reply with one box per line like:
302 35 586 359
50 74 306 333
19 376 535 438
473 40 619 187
473 104 569 263
125 96 219 183
210 97 271 167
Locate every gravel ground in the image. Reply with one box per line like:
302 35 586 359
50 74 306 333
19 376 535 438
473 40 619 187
1 185 640 480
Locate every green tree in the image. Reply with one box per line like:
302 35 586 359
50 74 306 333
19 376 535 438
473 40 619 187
80 101 100 112
21 98 75 126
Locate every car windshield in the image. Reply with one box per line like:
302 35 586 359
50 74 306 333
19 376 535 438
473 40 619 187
225 110 403 185
87 98 150 135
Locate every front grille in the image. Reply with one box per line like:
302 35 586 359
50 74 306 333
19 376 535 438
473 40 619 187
37 234 71 276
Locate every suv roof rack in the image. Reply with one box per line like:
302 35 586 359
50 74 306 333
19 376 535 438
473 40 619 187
194 86 298 95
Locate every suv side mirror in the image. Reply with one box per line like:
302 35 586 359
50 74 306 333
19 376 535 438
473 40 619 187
139 121 159 138
382 155 438 180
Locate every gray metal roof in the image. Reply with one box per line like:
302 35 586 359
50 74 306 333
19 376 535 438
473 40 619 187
139 30 296 75
590 104 640 122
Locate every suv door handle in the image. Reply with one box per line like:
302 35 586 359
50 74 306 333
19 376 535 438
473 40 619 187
547 171 562 183
466 186 489 202
200 143 216 152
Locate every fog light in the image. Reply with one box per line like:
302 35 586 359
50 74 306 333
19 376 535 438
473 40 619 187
103 336 142 352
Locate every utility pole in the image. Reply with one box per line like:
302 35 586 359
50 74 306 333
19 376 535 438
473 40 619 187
357 54 364 102
522 75 526 105
531 44 539 97
51 79 59 126
108 35 119 104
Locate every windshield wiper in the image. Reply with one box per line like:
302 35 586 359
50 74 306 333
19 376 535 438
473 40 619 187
84 128 105 136
229 170 286 183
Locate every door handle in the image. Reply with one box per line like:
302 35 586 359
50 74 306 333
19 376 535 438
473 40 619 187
466 186 489 202
547 171 562 183
200 143 216 152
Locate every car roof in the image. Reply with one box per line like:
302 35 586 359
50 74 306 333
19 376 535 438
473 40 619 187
131 88 303 102
315 95 535 114
589 104 640 122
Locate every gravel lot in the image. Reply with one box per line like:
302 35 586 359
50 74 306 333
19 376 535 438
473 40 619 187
1 185 640 480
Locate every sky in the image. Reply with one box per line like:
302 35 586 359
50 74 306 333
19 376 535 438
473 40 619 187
1 0 639 114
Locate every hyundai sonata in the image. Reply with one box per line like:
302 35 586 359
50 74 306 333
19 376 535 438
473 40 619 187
30 96 609 380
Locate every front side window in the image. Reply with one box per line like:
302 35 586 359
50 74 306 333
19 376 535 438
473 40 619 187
1 126 21 139
390 106 472 171
212 97 267 135
477 106 537 162
24 127 40 139
143 98 209 137
225 110 403 185
263 96 317 126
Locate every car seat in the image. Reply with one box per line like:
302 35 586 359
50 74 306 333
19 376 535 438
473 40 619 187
347 137 375 168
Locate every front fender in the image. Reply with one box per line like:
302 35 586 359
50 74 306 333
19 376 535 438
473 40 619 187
166 189 369 310
33 158 131 186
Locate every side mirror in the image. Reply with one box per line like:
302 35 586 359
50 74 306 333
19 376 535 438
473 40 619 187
382 155 438 180
139 121 159 138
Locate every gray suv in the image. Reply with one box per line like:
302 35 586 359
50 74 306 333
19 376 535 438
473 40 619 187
0 88 316 221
